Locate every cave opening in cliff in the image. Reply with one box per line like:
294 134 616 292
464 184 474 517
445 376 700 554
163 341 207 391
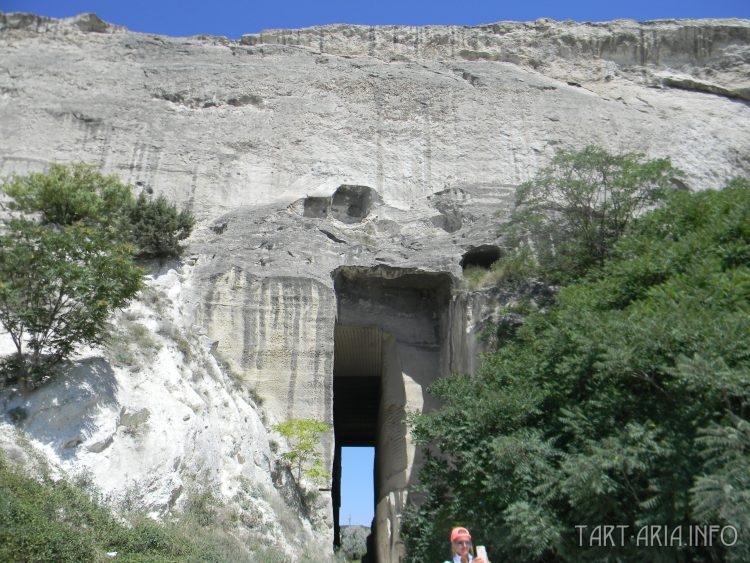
460 244 502 270
332 266 453 559
332 323 382 552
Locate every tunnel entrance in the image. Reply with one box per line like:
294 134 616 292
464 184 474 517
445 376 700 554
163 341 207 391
332 325 382 551
331 266 453 562
334 326 383 445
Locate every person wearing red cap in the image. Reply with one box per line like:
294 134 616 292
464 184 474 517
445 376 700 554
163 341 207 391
445 527 488 563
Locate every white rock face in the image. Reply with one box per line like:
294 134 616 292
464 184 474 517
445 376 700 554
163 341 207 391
0 12 749 562
1 14 747 217
0 266 328 560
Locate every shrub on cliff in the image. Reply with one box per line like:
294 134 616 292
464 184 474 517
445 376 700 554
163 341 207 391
402 179 750 562
0 451 266 561
502 146 682 284
2 163 195 259
2 163 131 229
272 418 331 482
0 164 194 382
0 218 143 383
128 192 195 259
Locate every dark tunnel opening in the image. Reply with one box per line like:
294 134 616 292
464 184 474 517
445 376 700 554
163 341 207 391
331 266 453 561
460 244 502 270
332 324 382 553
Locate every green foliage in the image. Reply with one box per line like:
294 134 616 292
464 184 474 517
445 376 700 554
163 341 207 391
0 451 171 562
128 193 195 259
0 164 194 381
462 265 491 289
1 163 195 259
402 180 750 562
690 414 750 540
506 146 681 284
464 250 539 290
0 219 142 381
182 486 220 527
340 525 369 560
272 418 331 482
0 451 288 562
2 163 133 231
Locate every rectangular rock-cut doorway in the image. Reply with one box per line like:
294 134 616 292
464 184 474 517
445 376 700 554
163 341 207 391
332 266 453 562
332 325 382 552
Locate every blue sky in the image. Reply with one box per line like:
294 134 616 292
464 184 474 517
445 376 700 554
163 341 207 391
342 447 375 526
5 0 748 531
3 1 749 39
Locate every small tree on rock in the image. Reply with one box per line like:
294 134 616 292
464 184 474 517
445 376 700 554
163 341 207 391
3 163 195 260
2 163 133 230
508 145 682 283
0 220 142 383
0 164 194 384
272 418 330 482
128 193 195 259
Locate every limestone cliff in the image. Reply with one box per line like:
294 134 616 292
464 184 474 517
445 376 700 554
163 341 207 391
0 12 748 562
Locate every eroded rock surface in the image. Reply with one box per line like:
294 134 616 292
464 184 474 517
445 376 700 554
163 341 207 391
0 12 749 562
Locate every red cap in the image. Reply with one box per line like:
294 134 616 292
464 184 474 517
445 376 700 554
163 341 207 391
451 527 472 543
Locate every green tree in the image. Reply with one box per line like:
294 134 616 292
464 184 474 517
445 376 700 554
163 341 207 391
2 163 194 259
340 525 369 560
402 179 750 562
0 164 160 382
272 419 330 482
2 163 133 231
0 163 196 381
506 146 682 283
0 219 142 382
128 193 195 259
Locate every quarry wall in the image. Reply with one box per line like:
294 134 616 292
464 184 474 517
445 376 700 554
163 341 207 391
0 12 748 561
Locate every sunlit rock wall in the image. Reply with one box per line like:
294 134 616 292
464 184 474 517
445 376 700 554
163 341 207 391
0 12 749 562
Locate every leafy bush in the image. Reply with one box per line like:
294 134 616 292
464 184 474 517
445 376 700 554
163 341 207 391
0 164 194 381
128 193 195 259
0 450 129 561
2 163 132 231
1 163 195 259
463 251 538 289
340 525 369 560
505 146 682 283
402 180 750 562
0 220 142 381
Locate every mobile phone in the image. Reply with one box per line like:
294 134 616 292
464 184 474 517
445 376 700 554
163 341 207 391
476 545 487 560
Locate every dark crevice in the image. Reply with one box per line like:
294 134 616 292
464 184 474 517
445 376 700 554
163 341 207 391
319 229 346 244
461 245 502 269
